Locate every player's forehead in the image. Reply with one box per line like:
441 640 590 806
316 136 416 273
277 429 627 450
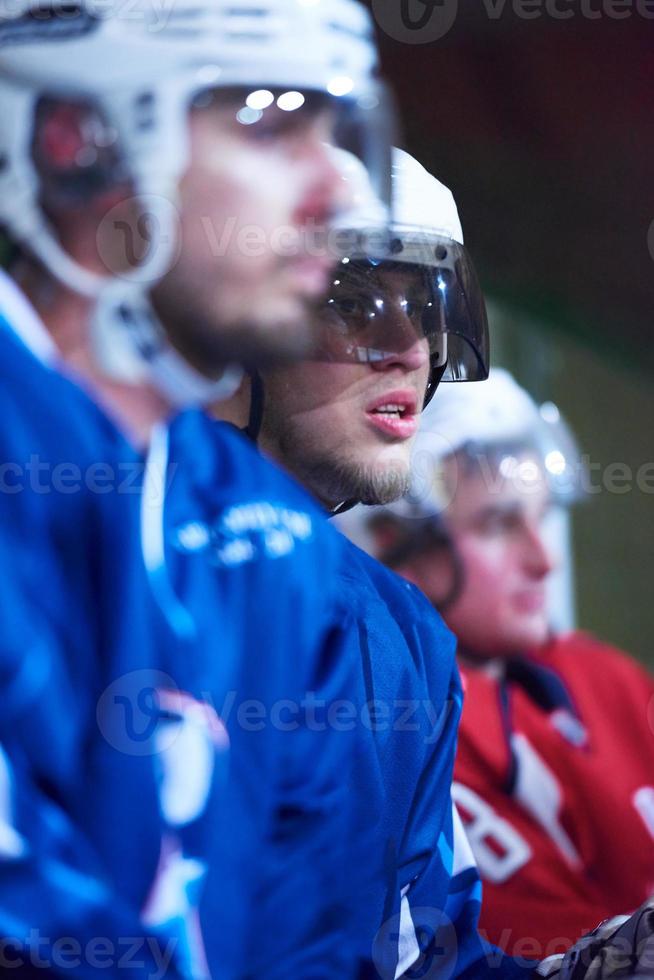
443 447 550 526
337 261 428 297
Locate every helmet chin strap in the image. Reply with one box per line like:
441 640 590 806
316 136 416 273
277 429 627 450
331 499 358 516
92 282 244 409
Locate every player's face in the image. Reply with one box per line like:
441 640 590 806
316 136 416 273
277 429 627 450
259 265 432 506
151 91 347 370
403 452 555 656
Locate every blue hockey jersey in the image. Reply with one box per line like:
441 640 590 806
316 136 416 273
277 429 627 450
150 410 367 979
339 541 537 979
0 310 195 977
0 267 371 977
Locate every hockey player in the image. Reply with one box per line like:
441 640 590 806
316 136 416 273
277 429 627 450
216 148 535 978
0 0 390 974
218 150 654 979
362 369 654 962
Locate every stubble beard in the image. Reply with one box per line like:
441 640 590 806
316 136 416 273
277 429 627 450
270 419 412 508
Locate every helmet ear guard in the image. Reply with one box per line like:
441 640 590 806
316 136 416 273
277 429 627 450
423 343 447 409
337 503 466 612
32 96 127 205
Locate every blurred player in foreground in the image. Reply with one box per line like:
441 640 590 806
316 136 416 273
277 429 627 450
359 368 654 961
0 0 392 973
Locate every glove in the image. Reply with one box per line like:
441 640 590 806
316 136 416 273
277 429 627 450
536 898 654 978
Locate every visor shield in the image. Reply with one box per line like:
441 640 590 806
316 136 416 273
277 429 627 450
431 240 490 382
311 239 489 381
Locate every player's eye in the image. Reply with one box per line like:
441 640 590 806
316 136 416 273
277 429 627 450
401 297 430 329
477 512 520 536
323 294 374 333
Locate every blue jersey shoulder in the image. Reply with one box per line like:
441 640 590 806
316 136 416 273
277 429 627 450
164 411 345 597
339 534 457 691
0 323 131 467
162 412 359 978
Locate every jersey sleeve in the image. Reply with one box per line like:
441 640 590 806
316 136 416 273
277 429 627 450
0 338 203 978
0 535 185 979
394 660 537 979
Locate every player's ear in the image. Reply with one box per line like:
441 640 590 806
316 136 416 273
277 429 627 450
397 545 459 609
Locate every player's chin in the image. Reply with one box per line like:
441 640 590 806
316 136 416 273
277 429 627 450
368 439 413 474
511 615 550 652
360 453 412 506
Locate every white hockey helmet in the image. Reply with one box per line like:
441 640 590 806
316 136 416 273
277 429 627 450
317 147 489 406
0 0 391 298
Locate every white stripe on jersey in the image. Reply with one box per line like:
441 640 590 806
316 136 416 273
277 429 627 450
0 268 57 365
395 882 421 979
452 800 477 876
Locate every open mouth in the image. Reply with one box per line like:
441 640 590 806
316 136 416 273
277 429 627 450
370 402 410 420
365 391 419 440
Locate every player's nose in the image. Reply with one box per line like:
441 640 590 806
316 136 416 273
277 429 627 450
293 137 349 228
369 306 430 374
523 522 555 579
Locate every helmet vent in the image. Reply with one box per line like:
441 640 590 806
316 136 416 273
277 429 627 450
225 5 268 13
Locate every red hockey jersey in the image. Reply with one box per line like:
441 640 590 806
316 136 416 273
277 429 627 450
453 632 654 960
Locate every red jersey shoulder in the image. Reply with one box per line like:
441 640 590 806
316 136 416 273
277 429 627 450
538 631 654 723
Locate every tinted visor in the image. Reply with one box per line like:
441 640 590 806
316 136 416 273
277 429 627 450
312 237 489 381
